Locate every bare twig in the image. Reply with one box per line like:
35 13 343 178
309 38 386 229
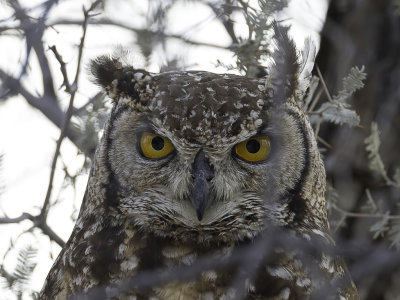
0 0 101 248
37 221 65 247
74 92 105 115
332 203 400 220
308 87 323 113
40 0 101 221
0 213 34 224
314 119 321 137
0 0 103 251
48 45 71 92
383 173 400 188
316 65 334 103
49 18 228 49
332 215 347 234
317 136 332 149
0 68 86 151
7 0 59 97
208 1 239 44
0 1 93 155
0 213 65 246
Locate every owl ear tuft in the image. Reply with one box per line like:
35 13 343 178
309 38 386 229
90 55 123 90
267 22 300 106
90 55 150 105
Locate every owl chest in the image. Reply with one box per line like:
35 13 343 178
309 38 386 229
58 223 321 300
153 282 222 300
116 240 311 300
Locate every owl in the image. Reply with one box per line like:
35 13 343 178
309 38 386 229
39 30 358 300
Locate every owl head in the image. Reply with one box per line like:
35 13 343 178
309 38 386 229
86 41 326 246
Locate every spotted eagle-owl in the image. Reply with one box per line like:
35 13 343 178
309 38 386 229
40 32 359 299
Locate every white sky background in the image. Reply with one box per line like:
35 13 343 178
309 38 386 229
0 0 328 298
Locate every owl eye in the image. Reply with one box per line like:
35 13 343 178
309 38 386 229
234 136 271 162
140 132 174 159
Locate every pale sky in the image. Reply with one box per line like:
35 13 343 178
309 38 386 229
0 1 328 298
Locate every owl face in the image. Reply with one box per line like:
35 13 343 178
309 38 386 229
94 63 312 244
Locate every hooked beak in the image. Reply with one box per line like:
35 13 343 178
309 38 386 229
190 150 214 221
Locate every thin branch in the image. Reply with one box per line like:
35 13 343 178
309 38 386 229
332 203 400 220
0 69 85 154
0 213 65 247
0 25 24 34
36 221 65 247
332 215 347 234
8 0 59 98
49 18 228 49
208 1 239 44
314 119 321 137
382 173 400 188
0 0 92 155
0 0 101 250
308 87 323 113
74 92 104 115
317 136 332 149
39 0 101 221
0 213 34 224
48 45 71 92
316 65 334 103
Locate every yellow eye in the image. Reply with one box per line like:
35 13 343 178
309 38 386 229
140 132 174 159
234 136 271 162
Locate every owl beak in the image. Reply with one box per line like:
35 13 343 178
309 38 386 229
190 150 214 221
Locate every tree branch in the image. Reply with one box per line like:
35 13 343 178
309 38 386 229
39 0 101 221
332 203 400 220
8 0 59 99
49 18 229 49
49 45 71 92
0 68 86 154
0 0 101 250
0 213 65 247
0 213 34 224
207 0 239 44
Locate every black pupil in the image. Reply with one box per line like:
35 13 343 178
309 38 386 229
246 139 260 154
152 136 165 150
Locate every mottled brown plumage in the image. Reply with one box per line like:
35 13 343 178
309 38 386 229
40 32 358 300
